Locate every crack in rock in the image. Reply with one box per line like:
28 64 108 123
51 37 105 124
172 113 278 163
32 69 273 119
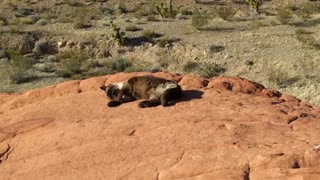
0 144 11 164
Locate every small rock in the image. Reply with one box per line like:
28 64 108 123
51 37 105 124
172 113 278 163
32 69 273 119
66 40 77 48
58 41 66 48
0 50 8 59
47 55 58 62
245 60 254 66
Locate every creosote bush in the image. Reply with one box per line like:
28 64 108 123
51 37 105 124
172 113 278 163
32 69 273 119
198 62 226 78
183 61 200 73
295 2 316 21
3 50 34 84
58 52 88 78
125 25 140 32
295 29 320 49
191 9 208 30
214 6 236 21
0 14 8 26
268 70 300 88
276 8 292 24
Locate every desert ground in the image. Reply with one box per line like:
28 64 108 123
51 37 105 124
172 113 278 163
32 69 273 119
1 1 320 179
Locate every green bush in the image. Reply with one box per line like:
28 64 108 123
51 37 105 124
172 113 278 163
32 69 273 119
268 70 300 88
191 9 208 30
183 61 200 73
143 29 157 39
58 52 88 78
157 38 172 48
247 0 263 14
214 6 236 21
296 3 316 21
0 14 8 26
3 50 34 84
110 21 127 45
276 8 292 24
198 62 226 78
106 57 133 73
125 25 140 32
15 8 33 17
296 30 320 49
115 3 127 14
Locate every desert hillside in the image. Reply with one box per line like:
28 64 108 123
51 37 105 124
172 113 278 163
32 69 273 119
0 72 320 179
0 0 320 105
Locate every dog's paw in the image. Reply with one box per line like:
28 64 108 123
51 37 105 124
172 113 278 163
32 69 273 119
108 101 122 107
138 101 152 108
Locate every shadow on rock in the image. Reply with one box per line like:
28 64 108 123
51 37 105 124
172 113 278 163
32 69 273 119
176 90 204 104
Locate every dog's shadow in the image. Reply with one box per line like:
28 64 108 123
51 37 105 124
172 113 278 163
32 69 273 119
170 90 204 106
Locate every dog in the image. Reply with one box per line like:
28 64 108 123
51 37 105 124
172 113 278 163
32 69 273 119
100 75 183 108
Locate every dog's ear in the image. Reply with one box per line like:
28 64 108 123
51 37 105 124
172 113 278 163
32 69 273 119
100 85 106 91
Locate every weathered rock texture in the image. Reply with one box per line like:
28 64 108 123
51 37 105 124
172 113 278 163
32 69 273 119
0 72 320 180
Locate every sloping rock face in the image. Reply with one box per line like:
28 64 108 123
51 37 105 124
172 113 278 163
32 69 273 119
0 72 320 180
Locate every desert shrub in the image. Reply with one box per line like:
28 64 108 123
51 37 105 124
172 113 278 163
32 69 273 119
19 17 34 24
115 3 127 14
191 9 208 30
268 70 300 88
110 21 127 45
295 28 313 35
183 61 200 73
58 52 88 78
286 4 299 12
157 38 171 48
0 14 8 26
231 0 247 5
15 8 33 17
99 7 114 15
295 3 316 21
198 62 226 78
143 29 159 39
276 8 292 24
207 44 225 54
146 15 158 21
295 30 320 49
3 50 34 84
106 57 133 73
180 8 193 16
247 0 263 14
125 25 140 32
214 6 236 21
62 0 82 7
154 1 178 18
34 63 56 73
35 19 48 26
74 20 92 29
74 7 92 29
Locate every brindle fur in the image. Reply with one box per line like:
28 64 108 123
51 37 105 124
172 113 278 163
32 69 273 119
100 75 183 108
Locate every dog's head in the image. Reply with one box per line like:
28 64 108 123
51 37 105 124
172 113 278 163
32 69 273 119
100 84 122 101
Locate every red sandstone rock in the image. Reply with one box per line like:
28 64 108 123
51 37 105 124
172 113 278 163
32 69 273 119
0 72 319 180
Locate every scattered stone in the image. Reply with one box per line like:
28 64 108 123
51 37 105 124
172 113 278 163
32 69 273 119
35 19 48 26
206 44 225 54
245 60 254 66
47 55 58 62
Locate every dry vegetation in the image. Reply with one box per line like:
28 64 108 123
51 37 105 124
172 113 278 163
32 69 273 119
0 0 320 105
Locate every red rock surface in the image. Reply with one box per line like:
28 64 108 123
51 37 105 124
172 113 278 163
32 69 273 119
0 72 320 180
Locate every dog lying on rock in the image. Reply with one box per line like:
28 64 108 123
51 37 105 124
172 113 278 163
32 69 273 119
100 75 183 108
